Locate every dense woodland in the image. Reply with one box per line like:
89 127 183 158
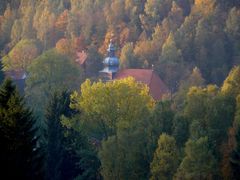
0 0 240 179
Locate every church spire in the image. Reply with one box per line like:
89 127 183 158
99 39 119 80
107 39 115 57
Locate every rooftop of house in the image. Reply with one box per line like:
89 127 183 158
114 69 170 101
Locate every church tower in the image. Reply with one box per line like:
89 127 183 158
99 39 119 80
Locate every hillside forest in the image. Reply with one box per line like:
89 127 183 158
0 0 240 179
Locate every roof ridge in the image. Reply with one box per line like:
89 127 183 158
148 70 154 87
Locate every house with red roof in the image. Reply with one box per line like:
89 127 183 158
100 41 170 101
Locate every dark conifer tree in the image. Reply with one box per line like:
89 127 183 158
46 91 101 180
0 79 44 179
46 91 83 180
230 127 240 180
0 60 5 84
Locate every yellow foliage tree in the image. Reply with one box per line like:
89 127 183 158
55 38 71 55
221 66 240 97
193 0 216 16
70 77 155 137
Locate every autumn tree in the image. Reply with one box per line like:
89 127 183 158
55 38 72 56
10 19 22 47
221 66 240 98
0 4 16 50
55 9 68 37
19 0 36 39
192 0 216 17
33 4 56 49
2 39 40 71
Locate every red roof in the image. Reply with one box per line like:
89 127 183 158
76 51 88 65
114 69 169 100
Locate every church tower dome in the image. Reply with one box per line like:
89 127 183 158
100 39 119 80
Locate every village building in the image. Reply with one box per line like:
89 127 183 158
4 70 26 94
99 40 170 101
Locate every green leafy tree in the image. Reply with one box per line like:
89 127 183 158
225 7 240 65
158 33 185 92
150 133 178 180
70 77 154 179
99 117 151 180
172 115 189 147
70 77 154 138
175 137 216 180
185 85 235 161
226 7 240 41
85 43 103 77
194 9 230 84
0 79 44 179
120 42 138 69
148 101 174 148
144 0 172 23
25 49 83 127
174 67 205 111
161 32 183 64
146 101 176 171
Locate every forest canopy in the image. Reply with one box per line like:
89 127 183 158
0 0 240 179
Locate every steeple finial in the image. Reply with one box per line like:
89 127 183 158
107 39 115 56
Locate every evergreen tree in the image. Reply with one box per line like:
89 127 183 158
230 124 240 180
0 79 44 179
230 95 240 180
46 91 69 180
46 91 100 180
46 91 80 180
